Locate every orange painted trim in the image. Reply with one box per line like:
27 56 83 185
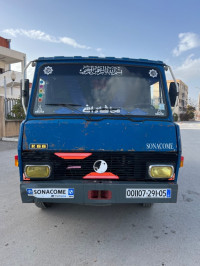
23 173 30 181
54 153 92 160
83 172 119 180
168 173 175 181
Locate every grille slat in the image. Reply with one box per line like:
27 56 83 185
22 151 178 181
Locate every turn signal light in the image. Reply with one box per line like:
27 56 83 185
15 155 18 167
180 156 184 167
149 165 174 179
24 165 51 178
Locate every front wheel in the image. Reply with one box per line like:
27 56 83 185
34 201 52 209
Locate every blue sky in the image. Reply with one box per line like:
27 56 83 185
1 0 200 101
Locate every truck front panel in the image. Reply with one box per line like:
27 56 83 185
18 57 182 205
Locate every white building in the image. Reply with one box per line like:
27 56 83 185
167 79 188 116
0 36 26 99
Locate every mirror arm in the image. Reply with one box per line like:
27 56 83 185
22 60 36 115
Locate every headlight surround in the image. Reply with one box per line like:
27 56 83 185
24 165 51 178
149 165 174 179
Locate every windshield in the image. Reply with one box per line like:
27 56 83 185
32 63 168 117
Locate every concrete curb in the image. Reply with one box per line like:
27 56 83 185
1 137 18 142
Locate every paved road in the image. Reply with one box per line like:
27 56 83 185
0 126 200 266
177 121 200 129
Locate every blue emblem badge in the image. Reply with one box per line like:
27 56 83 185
167 189 171 198
27 188 33 195
68 189 74 196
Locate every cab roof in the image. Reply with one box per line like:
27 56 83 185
36 56 165 66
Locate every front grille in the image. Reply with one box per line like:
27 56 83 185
22 151 178 181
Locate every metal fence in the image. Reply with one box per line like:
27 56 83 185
4 98 19 119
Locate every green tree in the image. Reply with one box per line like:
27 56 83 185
180 105 196 121
186 105 195 120
7 99 25 120
173 113 178 121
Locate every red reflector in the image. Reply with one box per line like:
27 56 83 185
54 153 92 160
83 172 119 180
88 190 112 200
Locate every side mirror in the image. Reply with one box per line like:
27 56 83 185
20 79 30 109
169 82 178 107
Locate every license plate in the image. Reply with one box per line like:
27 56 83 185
126 189 171 198
26 188 74 198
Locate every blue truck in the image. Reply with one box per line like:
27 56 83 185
16 56 183 208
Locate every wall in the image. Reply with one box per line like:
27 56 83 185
0 96 5 137
0 96 22 138
0 70 22 99
5 120 21 137
0 37 9 48
0 86 21 99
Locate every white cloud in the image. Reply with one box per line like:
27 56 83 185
173 32 200 56
96 48 102 52
59 37 90 49
170 54 200 100
164 54 200 100
3 28 91 50
174 54 200 82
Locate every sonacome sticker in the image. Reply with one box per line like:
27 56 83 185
26 188 74 198
146 143 174 150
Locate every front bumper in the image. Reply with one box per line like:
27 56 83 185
20 180 178 204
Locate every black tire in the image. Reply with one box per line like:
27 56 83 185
141 203 153 208
34 201 52 209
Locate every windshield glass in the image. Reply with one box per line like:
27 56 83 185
33 63 167 117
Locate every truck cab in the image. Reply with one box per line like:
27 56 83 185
18 56 182 208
